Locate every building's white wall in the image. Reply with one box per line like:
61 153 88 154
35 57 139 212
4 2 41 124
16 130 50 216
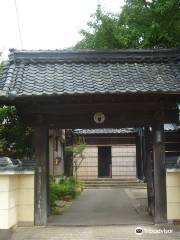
0 172 34 229
111 145 136 179
74 145 136 180
74 146 98 179
166 171 180 220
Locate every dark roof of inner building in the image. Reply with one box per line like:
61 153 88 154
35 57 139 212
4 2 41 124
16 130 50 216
74 128 136 135
164 123 180 131
74 124 180 135
0 48 180 99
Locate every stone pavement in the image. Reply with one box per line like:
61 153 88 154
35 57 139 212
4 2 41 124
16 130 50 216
48 188 152 225
10 225 180 240
10 188 180 240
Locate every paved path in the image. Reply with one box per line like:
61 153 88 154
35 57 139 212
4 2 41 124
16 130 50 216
10 225 180 240
48 188 152 225
10 189 180 240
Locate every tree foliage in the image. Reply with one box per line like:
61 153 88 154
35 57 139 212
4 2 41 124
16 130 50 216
75 0 180 49
65 135 87 180
0 106 33 159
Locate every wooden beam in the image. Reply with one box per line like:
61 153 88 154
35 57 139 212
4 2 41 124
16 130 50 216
21 111 155 128
18 104 178 128
152 122 167 223
84 137 136 145
21 102 158 114
34 126 49 225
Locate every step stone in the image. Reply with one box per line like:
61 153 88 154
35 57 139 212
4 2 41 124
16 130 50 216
82 178 146 189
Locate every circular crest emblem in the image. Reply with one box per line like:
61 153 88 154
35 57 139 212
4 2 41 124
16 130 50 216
94 112 105 124
135 227 143 236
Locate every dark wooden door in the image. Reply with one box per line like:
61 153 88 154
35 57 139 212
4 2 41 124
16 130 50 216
98 146 111 177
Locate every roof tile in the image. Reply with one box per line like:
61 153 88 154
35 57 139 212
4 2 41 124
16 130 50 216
0 49 180 98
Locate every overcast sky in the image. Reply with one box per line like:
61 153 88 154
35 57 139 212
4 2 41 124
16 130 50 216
0 0 125 58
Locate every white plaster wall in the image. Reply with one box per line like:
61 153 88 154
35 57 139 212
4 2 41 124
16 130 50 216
111 145 136 179
0 175 18 229
166 171 180 220
0 172 34 229
74 146 98 179
74 145 136 180
17 175 34 224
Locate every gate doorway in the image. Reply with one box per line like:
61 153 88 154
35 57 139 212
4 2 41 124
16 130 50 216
48 128 152 226
98 146 111 177
5 49 177 225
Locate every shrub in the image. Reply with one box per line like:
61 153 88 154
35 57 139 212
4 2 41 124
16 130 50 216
49 176 83 212
49 182 61 208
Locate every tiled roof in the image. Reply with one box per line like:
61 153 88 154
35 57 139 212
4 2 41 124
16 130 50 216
164 124 180 131
0 49 180 98
74 128 136 135
74 124 180 135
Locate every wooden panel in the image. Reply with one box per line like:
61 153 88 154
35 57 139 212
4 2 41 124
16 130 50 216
84 136 136 145
165 131 180 159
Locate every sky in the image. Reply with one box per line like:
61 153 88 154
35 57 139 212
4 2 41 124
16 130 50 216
0 0 125 58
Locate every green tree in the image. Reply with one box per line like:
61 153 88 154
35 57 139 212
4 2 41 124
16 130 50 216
65 135 87 181
75 1 180 49
75 5 123 49
121 0 180 48
0 106 33 159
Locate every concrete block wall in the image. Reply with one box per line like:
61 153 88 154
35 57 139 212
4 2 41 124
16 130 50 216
0 172 34 230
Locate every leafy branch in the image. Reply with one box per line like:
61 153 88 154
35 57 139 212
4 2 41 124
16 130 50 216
65 135 87 181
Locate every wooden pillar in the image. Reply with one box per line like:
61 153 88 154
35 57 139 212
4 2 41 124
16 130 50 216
34 125 49 225
144 126 154 216
141 127 147 180
136 129 144 180
64 130 73 176
152 122 167 223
